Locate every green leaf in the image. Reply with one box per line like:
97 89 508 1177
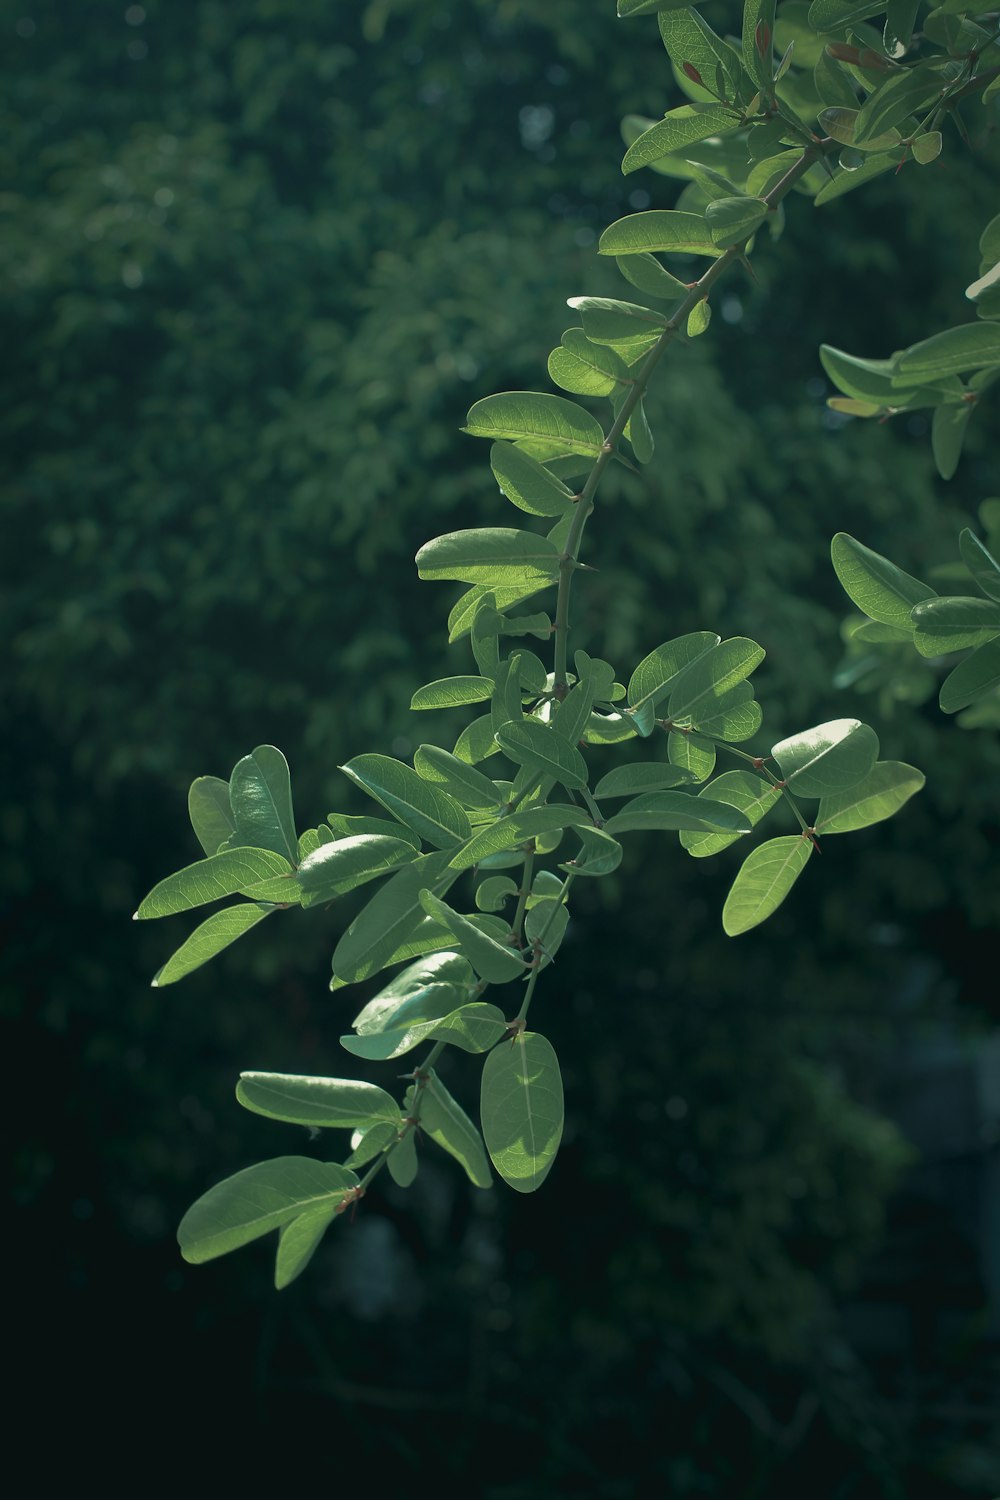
594 762 696 797
524 897 570 966
771 718 879 795
831 532 935 627
813 151 899 204
628 631 720 716
342 1002 507 1061
658 8 749 104
188 776 235 857
481 1032 564 1194
296 835 418 908
340 754 471 850
135 846 295 919
448 582 548 641
883 0 920 54
680 770 783 857
344 1122 397 1169
743 0 777 89
667 636 766 720
807 0 890 30
490 442 576 518
410 675 494 711
413 744 502 809
910 595 1000 657
818 107 901 151
476 876 518 913
722 836 814 935
548 328 630 397
567 295 667 354
852 65 941 145
274 1208 336 1290
463 392 605 457
496 719 589 791
939 636 1000 713
351 951 473 1029
616 252 690 300
625 395 655 462
931 402 972 481
582 710 639 746
959 529 1000 603
332 852 458 986
618 0 701 14
226 745 298 864
453 713 502 766
236 1072 400 1128
599 210 719 259
894 323 1000 383
668 729 716 780
820 346 913 408
815 761 925 832
561 823 624 877
418 890 527 983
151 903 275 986
622 105 740 174
693 688 763 743
388 1128 418 1188
448 804 593 872
705 195 769 248
325 813 421 850
604 790 753 835
178 1158 360 1265
417 528 562 588
552 673 599 748
687 300 712 337
420 1072 493 1188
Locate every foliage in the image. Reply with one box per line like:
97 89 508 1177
135 0 1000 1289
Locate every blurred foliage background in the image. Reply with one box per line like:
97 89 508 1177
4 0 999 1491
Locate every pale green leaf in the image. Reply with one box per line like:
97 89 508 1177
178 1157 360 1265
561 824 623 877
604 790 753 835
341 1002 507 1061
815 761 925 832
447 804 593 873
420 1071 493 1188
340 754 471 849
417 528 562 588
226 745 298 864
599 210 719 258
188 776 235 857
481 1032 564 1193
296 835 417 907
594 762 696 797
496 719 589 791
668 729 716 780
326 813 421 849
548 328 630 397
490 442 576 518
894 323 1000 383
705 195 768 248
666 636 765 720
830 532 935 627
274 1208 336 1289
622 105 740 174
566 295 667 354
418 889 527 983
722 835 813 936
911 595 1000 657
151 903 275 986
236 1072 400 1128
627 631 720 716
413 744 502 809
135 847 294 919
679 770 783 857
463 392 605 457
771 718 879 795
410 675 494 711
331 852 458 986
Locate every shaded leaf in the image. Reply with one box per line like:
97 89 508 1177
418 890 527 983
448 804 593 873
561 824 623 877
331 852 458 986
959 529 1000 604
297 835 417 908
594 761 696 797
274 1208 335 1290
341 1002 507 1061
705 195 768 248
413 744 502 809
490 442 576 518
830 532 935 627
226 746 297 864
939 636 1000 713
911 595 1000 657
420 1072 493 1188
604 790 752 835
628 631 720 715
496 719 589 791
680 770 783 857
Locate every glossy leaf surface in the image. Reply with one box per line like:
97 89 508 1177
226 746 298 864
771 719 878 796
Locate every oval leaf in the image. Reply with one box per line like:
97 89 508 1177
771 719 879 796
417 528 562 588
722 835 814 936
237 1072 400 1128
463 392 605 457
481 1032 564 1194
816 761 925 833
178 1157 360 1265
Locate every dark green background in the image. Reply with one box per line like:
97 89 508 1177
5 1 998 1491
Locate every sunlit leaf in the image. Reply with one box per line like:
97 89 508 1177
627 631 720 716
490 442 576 518
894 323 1000 383
496 719 589 791
463 392 605 457
599 210 718 258
417 528 563 588
226 745 298 864
771 718 878 795
340 754 471 849
410 675 494 711
448 804 593 872
910 595 1000 657
296 835 418 907
705 195 768 248
621 104 740 174
830 532 935 627
413 744 502 809
594 762 696 797
959 529 1000 603
135 847 295 919
274 1208 336 1290
331 852 458 986
151 903 275 986
178 1158 360 1265
815 761 925 832
680 770 782 856
481 1033 564 1193
236 1072 400 1128
420 1072 493 1188
722 835 813 935
604 790 752 835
